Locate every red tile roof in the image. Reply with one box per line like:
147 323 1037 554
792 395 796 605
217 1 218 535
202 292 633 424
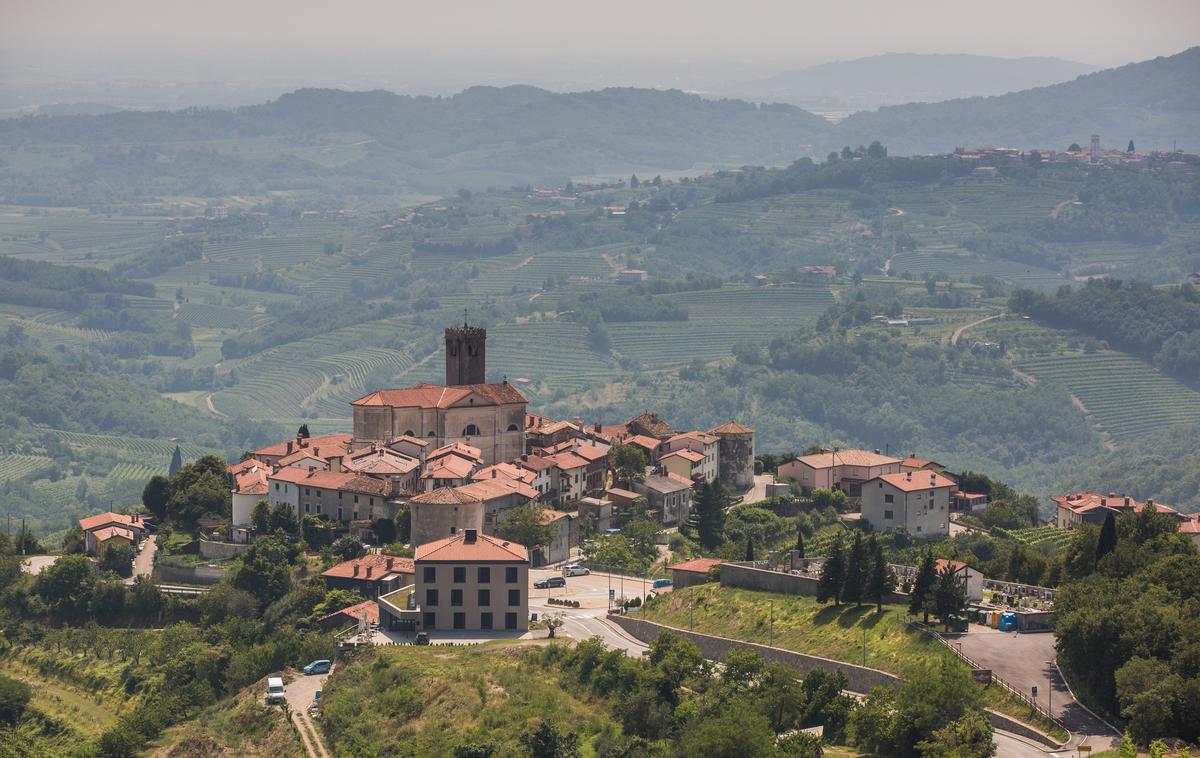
322 554 414 580
875 471 957 492
415 532 528 563
539 509 573 524
547 451 588 470
227 458 266 476
410 487 486 505
668 431 719 446
343 447 420 475
710 421 754 434
662 449 704 464
514 454 554 473
79 511 145 532
474 463 536 486
319 598 380 626
421 455 477 481
791 449 901 469
429 442 483 464
669 557 723 574
457 479 539 501
352 382 527 408
624 435 661 451
92 525 135 543
251 434 352 459
935 559 973 573
268 467 391 497
627 412 674 438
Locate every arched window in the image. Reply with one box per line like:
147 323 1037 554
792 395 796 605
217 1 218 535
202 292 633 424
506 423 519 432
403 430 415 437
463 424 480 436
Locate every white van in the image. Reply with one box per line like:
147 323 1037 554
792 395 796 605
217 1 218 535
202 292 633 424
266 677 285 704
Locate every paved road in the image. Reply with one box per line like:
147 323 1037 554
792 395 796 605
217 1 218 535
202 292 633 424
953 628 1120 751
20 555 57 575
123 537 156 585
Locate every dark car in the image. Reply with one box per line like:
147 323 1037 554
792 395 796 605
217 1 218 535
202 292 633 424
534 576 566 589
302 659 332 675
414 631 430 645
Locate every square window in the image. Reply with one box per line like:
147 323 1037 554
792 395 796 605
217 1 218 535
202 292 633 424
916 526 922 533
451 589 463 607
453 566 466 583
425 589 439 607
884 510 894 520
884 494 894 504
505 566 519 583
423 566 436 582
478 589 490 606
505 612 518 630
453 612 465 630
508 589 521 607
477 567 491 583
423 612 435 629
481 612 493 630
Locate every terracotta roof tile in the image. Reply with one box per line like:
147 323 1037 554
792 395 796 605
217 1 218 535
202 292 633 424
352 382 526 409
791 449 900 469
710 421 754 434
322 554 414 580
92 525 136 542
251 434 352 459
669 557 723 573
668 431 719 446
415 532 528 563
875 471 956 492
662 449 704 463
79 511 145 532
319 598 380 626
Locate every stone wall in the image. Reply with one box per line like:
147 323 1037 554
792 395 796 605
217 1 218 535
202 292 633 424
720 561 906 604
198 537 252 560
609 614 1064 749
156 563 226 586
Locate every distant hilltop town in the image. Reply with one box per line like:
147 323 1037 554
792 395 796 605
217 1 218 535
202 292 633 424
216 323 755 565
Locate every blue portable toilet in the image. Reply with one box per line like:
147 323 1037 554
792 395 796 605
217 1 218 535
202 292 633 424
999 612 1018 632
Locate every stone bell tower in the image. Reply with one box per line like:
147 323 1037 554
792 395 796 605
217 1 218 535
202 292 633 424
445 323 486 386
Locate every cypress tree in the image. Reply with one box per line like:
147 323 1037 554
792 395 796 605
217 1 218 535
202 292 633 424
909 549 937 624
866 534 897 613
297 423 311 439
1096 511 1118 561
843 532 866 607
745 535 755 562
795 527 805 557
934 564 968 631
817 535 847 606
168 445 183 477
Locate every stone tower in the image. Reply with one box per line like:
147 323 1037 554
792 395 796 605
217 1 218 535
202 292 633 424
711 421 755 490
445 323 486 386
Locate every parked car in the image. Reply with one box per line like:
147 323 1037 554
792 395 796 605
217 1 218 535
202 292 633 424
652 578 673 589
414 631 430 645
266 677 285 704
534 576 567 589
302 659 332 675
563 565 590 577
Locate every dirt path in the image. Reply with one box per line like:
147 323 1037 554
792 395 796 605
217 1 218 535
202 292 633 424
284 674 331 758
204 393 227 418
1069 394 1117 451
948 313 1002 347
300 373 333 411
511 255 534 269
1050 196 1077 220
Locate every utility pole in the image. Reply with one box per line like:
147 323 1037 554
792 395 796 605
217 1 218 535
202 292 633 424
863 627 867 666
769 601 774 647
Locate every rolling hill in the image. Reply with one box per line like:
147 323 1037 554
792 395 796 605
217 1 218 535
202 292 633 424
837 46 1200 153
728 52 1098 113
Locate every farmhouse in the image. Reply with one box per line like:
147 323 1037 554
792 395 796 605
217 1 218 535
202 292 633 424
636 473 694 525
778 448 901 496
669 557 723 589
321 554 414 598
661 431 720 483
267 467 396 525
79 511 147 555
415 529 530 632
1053 491 1182 530
860 470 955 537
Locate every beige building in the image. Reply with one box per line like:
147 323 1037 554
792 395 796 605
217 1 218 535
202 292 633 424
861 470 955 537
415 530 529 632
778 449 901 496
661 431 720 483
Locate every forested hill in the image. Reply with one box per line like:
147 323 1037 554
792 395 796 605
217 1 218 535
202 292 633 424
0 87 834 200
836 46 1200 154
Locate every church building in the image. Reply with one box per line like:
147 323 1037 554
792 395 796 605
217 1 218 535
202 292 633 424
351 324 527 465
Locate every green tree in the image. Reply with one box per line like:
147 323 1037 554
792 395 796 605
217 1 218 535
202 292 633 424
33 554 95 615
795 527 805 557
848 687 896 754
495 503 556 549
693 480 729 549
269 502 298 534
891 661 982 756
297 423 310 439
775 730 823 757
842 532 866 607
141 475 171 520
251 500 271 533
1128 140 1136 153
61 526 85 554
865 534 897 612
745 535 755 562
230 535 293 606
629 174 640 188
0 674 31 725
395 504 411 544
98 540 135 578
677 700 775 757
620 519 661 565
811 488 849 512
917 711 996 758
759 661 808 732
520 720 581 758
909 550 937 624
817 535 846 606
1096 511 1118 562
934 564 968 631
168 445 183 477
608 443 648 486
372 517 396 544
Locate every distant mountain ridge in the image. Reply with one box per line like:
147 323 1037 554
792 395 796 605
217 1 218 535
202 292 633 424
837 47 1200 153
727 52 1100 112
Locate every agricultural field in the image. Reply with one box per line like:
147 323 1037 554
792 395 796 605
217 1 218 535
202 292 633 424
0 454 54 482
996 525 1075 553
1017 350 1200 444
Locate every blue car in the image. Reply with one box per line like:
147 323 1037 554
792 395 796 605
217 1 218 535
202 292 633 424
303 659 332 675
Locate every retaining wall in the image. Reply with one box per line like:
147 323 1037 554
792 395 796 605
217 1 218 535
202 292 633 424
609 614 1063 749
198 538 252 560
156 563 226 586
720 561 906 604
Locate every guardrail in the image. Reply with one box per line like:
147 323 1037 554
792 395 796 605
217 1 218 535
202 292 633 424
928 627 1067 734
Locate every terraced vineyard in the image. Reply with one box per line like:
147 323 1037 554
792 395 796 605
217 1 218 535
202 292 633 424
175 303 265 329
1017 351 1200 444
50 430 216 461
0 454 54 482
998 525 1075 552
889 250 1064 290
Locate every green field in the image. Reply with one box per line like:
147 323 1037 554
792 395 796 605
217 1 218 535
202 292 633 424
1017 351 1200 444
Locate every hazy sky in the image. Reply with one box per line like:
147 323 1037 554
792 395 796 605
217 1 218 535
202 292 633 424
2 0 1198 93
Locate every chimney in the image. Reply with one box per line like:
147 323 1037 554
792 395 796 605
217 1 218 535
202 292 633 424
308 466 317 476
352 563 360 577
1147 498 1155 507
314 447 320 457
465 529 478 543
386 557 394 570
1125 496 1131 506
287 440 294 454
1101 497 1107 506
1108 491 1116 498
874 449 881 454
365 565 373 578
594 421 602 433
